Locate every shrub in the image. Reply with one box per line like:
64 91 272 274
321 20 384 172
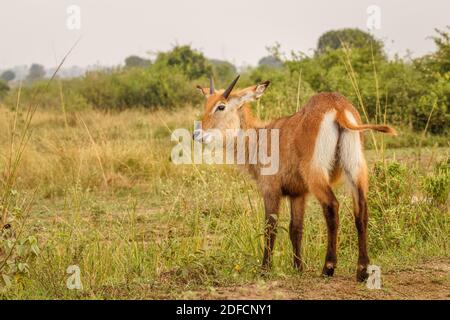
154 45 212 80
316 28 385 58
80 65 201 110
423 158 450 205
1 79 89 111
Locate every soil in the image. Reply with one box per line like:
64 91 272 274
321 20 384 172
185 258 450 300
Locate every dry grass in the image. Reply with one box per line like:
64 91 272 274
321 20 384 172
0 106 448 299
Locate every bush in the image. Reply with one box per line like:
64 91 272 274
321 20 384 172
1 79 89 111
154 45 212 80
423 158 450 205
80 65 201 110
316 28 385 58
245 65 314 118
0 29 447 135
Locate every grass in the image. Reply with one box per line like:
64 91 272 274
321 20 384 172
0 105 448 299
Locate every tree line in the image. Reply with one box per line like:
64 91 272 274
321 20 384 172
0 27 448 134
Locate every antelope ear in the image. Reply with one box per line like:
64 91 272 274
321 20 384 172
196 85 210 97
228 81 271 109
254 80 270 98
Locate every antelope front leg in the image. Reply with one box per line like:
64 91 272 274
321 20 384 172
261 193 281 271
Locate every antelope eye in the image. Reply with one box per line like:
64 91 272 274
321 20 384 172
216 105 226 112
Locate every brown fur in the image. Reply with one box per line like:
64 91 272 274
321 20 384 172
197 82 396 282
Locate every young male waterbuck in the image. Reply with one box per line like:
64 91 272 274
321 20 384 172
195 75 396 281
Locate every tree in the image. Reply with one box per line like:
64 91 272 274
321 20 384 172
210 59 237 83
415 27 450 76
316 28 384 57
124 55 151 68
26 64 46 82
430 27 450 74
258 55 283 69
412 27 450 134
155 45 212 80
0 70 15 82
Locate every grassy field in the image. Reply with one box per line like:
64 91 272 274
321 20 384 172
0 106 449 299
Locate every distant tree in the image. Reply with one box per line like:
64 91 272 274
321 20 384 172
258 55 283 69
209 59 237 83
155 45 212 80
412 27 450 134
416 27 450 75
316 28 384 57
431 27 450 73
124 55 151 68
1 70 15 82
26 64 46 82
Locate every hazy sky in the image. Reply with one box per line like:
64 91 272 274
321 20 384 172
1 0 449 69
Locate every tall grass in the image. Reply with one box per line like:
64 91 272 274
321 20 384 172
0 44 448 298
0 104 447 298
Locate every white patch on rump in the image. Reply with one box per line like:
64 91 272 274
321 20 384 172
312 111 339 179
340 110 365 184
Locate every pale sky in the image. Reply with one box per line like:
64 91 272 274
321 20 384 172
0 0 449 69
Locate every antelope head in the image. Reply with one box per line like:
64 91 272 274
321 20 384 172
194 75 270 143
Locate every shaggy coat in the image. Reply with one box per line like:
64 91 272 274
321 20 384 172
196 78 396 281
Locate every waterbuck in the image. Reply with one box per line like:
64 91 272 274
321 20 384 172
194 76 396 281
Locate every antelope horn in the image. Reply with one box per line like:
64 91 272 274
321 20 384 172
209 76 215 95
222 75 240 99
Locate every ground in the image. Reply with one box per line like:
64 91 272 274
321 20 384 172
84 258 450 300
185 259 450 300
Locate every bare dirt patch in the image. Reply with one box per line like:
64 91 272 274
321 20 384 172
183 258 450 300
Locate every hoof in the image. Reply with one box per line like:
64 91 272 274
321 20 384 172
260 268 271 278
356 266 369 282
260 262 272 276
293 260 304 272
321 262 335 277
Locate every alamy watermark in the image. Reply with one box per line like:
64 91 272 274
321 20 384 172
66 265 83 290
66 5 81 30
171 122 280 175
366 265 382 289
366 5 381 31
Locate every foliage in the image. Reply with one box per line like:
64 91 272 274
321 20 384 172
0 98 40 290
412 27 450 133
124 55 151 68
26 64 46 83
316 28 384 58
245 65 314 118
258 55 283 69
1 70 15 82
0 107 448 298
0 29 448 135
79 64 201 109
154 45 212 80
283 28 449 134
423 158 450 205
210 59 237 85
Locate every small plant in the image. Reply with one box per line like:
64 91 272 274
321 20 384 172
0 224 40 287
370 161 409 207
422 158 450 205
0 90 40 289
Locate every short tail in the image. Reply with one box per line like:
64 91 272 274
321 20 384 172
337 112 397 136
